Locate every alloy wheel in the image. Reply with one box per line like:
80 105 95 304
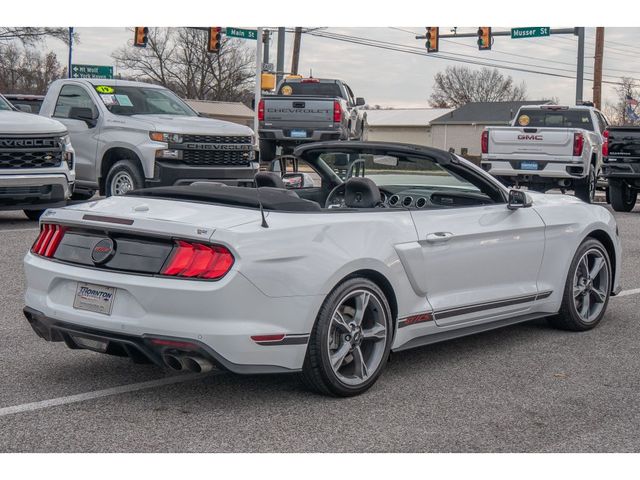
572 248 610 323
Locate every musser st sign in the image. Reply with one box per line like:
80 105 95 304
511 27 550 39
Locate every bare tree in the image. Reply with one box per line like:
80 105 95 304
604 76 639 125
112 28 255 103
0 44 66 94
429 66 527 108
0 27 75 46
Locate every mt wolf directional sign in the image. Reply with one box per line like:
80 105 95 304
511 27 550 39
71 64 113 79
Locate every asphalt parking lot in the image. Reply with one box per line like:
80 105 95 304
0 200 639 453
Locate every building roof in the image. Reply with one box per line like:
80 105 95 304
364 108 453 127
430 101 551 125
185 99 254 118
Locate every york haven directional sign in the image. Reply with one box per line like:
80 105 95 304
71 64 113 79
225 27 258 40
511 27 550 39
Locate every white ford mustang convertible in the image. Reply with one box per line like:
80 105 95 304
23 141 621 396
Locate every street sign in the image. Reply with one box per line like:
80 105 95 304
71 64 113 79
225 27 258 40
511 27 550 39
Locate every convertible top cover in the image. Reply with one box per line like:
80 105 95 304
126 184 322 212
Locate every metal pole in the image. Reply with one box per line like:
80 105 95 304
276 27 285 85
262 29 270 66
291 27 302 75
576 27 585 105
593 27 605 110
68 27 73 78
254 27 263 136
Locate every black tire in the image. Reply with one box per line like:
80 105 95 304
23 209 44 221
547 238 612 332
104 160 145 197
609 180 637 212
301 277 393 397
574 164 596 203
71 190 95 201
259 139 277 163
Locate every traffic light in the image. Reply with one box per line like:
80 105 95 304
477 27 491 50
425 27 439 53
134 27 149 47
208 27 222 53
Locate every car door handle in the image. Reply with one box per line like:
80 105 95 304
425 232 454 243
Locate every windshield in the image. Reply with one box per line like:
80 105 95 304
279 81 343 98
318 152 480 193
516 109 594 130
0 96 13 111
93 85 197 116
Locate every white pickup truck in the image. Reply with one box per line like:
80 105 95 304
39 79 257 198
481 104 609 203
0 93 75 220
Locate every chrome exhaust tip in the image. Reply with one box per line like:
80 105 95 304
163 354 184 371
182 356 213 373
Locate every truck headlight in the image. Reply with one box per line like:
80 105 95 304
150 132 183 143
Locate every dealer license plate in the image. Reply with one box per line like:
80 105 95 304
73 282 117 315
520 161 539 171
290 129 307 138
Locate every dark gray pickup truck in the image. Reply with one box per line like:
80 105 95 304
257 78 365 162
602 126 640 211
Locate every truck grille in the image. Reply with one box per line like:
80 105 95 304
181 150 251 166
0 136 63 169
181 135 252 144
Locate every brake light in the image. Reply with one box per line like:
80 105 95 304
573 132 584 157
161 240 234 280
333 100 342 123
257 99 265 122
301 78 320 83
481 130 489 154
31 224 67 258
602 130 609 157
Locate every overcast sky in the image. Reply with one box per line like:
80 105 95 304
43 27 640 108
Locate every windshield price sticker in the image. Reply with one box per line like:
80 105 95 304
100 94 117 106
95 85 115 94
115 94 133 107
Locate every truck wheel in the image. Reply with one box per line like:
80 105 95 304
259 139 277 163
301 277 393 397
574 165 596 203
609 180 637 212
547 238 611 331
23 209 44 221
105 160 144 196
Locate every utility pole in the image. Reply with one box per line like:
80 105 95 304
254 27 263 135
67 27 74 78
593 27 605 110
276 27 285 85
291 27 302 75
576 27 585 105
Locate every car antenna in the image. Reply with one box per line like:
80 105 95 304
255 185 269 228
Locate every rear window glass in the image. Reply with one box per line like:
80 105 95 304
517 109 594 130
279 82 342 98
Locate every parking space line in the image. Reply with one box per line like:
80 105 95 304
0 373 212 418
616 288 640 298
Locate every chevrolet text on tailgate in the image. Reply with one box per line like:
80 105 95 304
39 79 257 199
481 104 610 203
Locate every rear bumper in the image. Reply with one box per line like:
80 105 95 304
0 173 72 210
259 128 344 143
601 161 640 180
481 159 587 183
147 161 259 187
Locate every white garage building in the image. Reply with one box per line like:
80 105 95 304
363 108 452 146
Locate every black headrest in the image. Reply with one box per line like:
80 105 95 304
255 171 285 189
344 177 381 208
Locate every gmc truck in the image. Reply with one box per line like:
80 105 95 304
601 126 640 211
39 79 257 198
258 77 365 162
0 93 75 220
481 104 609 203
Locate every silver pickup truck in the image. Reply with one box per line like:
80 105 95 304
481 104 609 203
258 78 365 162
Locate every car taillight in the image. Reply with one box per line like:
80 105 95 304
481 130 489 154
258 99 265 122
333 100 342 123
602 130 609 157
31 223 67 258
161 240 234 280
573 132 584 157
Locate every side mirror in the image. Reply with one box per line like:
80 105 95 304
282 172 314 189
507 189 533 210
68 106 97 128
355 97 365 107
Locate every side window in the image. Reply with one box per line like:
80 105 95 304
594 112 606 134
53 85 97 119
345 84 356 106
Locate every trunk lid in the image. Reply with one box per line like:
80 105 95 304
262 96 335 125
